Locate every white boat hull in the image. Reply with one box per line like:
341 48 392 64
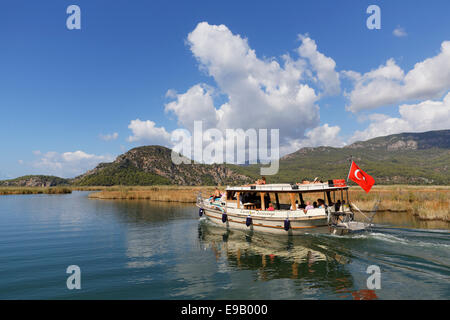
199 206 330 235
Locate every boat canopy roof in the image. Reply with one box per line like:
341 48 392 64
226 183 348 193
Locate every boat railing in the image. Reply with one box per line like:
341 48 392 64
350 200 380 229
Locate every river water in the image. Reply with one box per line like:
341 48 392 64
0 192 448 299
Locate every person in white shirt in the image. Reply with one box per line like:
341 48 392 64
290 200 301 210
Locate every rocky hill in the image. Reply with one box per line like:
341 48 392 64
344 130 450 151
0 175 70 187
73 146 253 186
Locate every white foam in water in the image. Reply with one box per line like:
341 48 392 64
361 232 409 245
340 231 450 249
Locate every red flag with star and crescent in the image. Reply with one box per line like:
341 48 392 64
348 161 375 193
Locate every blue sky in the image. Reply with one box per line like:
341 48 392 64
1 0 449 178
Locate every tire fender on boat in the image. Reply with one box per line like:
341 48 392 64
199 208 204 217
284 218 291 231
222 213 228 223
246 215 252 227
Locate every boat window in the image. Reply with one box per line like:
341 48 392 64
265 193 293 210
239 192 262 209
227 191 237 200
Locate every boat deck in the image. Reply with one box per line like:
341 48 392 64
226 183 348 193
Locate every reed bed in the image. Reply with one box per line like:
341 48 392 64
0 186 72 195
349 186 449 222
88 186 217 203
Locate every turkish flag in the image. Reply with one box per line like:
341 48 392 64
348 161 375 193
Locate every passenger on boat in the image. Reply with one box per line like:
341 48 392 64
213 188 222 201
242 176 266 187
334 200 341 211
290 200 300 210
256 176 266 185
267 202 275 211
296 177 324 185
304 201 314 211
317 199 326 208
313 201 318 208
299 202 306 209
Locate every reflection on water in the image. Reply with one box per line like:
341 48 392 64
0 192 448 299
197 221 378 299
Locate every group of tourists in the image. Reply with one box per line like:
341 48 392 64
290 198 326 212
296 177 324 185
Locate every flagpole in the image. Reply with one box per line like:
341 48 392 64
346 155 353 183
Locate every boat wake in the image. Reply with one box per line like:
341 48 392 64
323 226 450 249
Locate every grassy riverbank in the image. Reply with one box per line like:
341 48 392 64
87 186 217 203
0 186 72 195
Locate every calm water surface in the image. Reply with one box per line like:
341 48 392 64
0 192 449 299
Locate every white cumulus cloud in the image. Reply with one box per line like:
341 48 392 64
169 22 341 145
32 150 115 178
298 34 340 95
345 41 450 112
127 119 171 146
350 92 450 142
164 84 218 131
127 22 345 158
280 123 344 155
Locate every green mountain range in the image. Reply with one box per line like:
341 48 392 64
236 129 450 185
1 130 449 186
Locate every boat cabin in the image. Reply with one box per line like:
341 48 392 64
225 181 349 212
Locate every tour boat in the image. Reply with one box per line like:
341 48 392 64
197 180 377 235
